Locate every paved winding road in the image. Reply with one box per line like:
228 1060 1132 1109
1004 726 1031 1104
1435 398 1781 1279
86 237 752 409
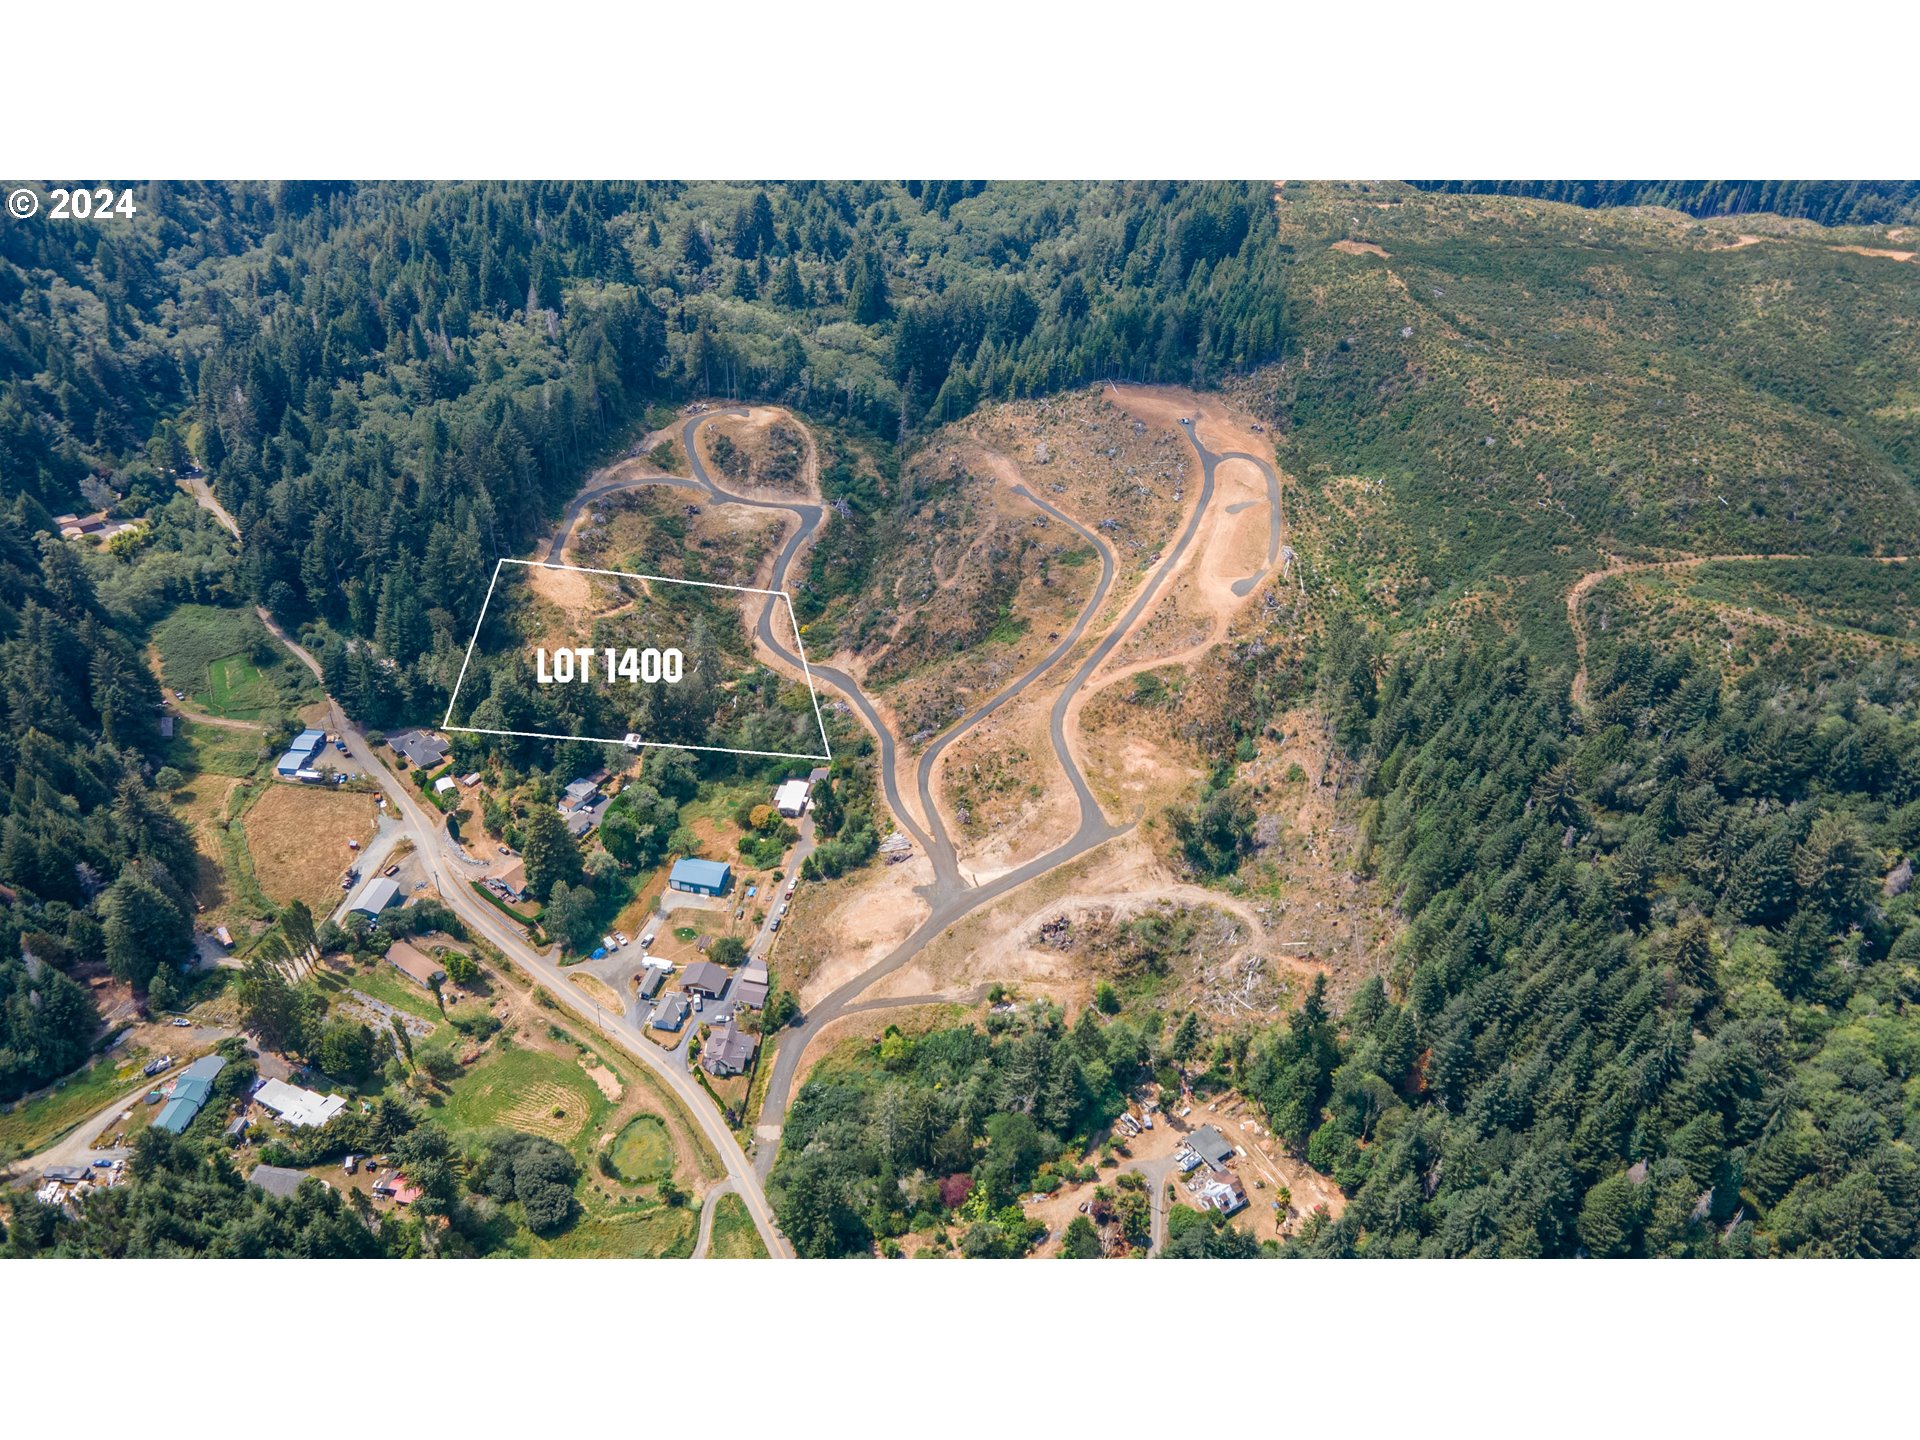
182 398 1268 1251
179 473 794 1258
556 410 1253 1184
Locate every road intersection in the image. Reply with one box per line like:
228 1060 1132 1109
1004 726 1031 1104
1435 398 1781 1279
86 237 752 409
181 391 1282 1255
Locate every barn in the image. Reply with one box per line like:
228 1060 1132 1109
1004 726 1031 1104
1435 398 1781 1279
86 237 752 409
668 857 732 897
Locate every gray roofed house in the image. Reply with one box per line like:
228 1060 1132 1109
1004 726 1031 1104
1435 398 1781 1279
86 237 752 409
247 1164 307 1199
639 967 666 999
42 1164 90 1184
563 803 601 838
651 993 691 1032
349 876 401 917
388 730 450 769
1183 1124 1236 1173
736 960 770 1010
680 960 729 998
701 1017 758 1077
561 779 602 812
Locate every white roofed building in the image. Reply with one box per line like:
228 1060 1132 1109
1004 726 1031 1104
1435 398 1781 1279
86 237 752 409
254 1078 347 1128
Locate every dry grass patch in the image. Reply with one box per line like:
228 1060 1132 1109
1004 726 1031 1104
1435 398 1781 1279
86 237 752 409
244 784 379 914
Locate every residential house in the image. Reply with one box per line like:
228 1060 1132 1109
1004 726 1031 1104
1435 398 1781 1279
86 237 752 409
773 778 810 817
152 1054 226 1135
494 858 526 901
254 1078 347 1128
1194 1174 1249 1216
384 939 446 990
651 993 691 1032
701 1017 758 1078
680 960 729 999
373 1173 423 1205
387 730 450 769
561 778 602 813
735 960 770 1010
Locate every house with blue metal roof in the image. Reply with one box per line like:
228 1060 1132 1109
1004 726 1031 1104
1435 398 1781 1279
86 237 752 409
668 857 732 896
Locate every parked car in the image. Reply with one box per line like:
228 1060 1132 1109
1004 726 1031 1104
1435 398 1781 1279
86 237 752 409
169 1017 191 1028
383 864 400 878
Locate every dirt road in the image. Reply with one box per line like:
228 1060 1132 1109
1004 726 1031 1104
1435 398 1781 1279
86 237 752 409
181 388 1284 1253
1566 551 1914 709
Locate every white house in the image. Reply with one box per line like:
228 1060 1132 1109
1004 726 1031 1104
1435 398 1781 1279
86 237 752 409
774 778 810 818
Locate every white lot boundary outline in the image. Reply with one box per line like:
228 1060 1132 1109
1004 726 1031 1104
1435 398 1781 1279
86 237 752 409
442 558 832 762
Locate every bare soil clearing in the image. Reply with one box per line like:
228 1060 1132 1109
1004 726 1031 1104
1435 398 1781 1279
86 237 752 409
787 855 934 1008
696 406 822 504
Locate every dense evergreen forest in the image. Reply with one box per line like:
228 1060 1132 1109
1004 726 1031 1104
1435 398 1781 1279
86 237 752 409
1409 180 1920 228
1273 638 1920 1256
8 180 1920 1257
3 179 1290 727
0 500 201 1101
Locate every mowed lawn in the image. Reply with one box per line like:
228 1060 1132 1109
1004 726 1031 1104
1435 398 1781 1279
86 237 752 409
435 1044 609 1156
708 1192 769 1257
610 1113 674 1182
208 652 266 713
152 603 317 720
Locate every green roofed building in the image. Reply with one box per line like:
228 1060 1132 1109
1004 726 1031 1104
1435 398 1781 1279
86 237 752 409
152 1054 225 1134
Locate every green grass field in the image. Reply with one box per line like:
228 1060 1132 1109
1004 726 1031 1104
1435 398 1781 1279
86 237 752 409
344 963 450 1027
152 604 317 720
433 1043 608 1159
208 652 266 712
708 1192 769 1257
527 1197 698 1258
0 1045 151 1162
163 719 266 780
610 1113 674 1183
